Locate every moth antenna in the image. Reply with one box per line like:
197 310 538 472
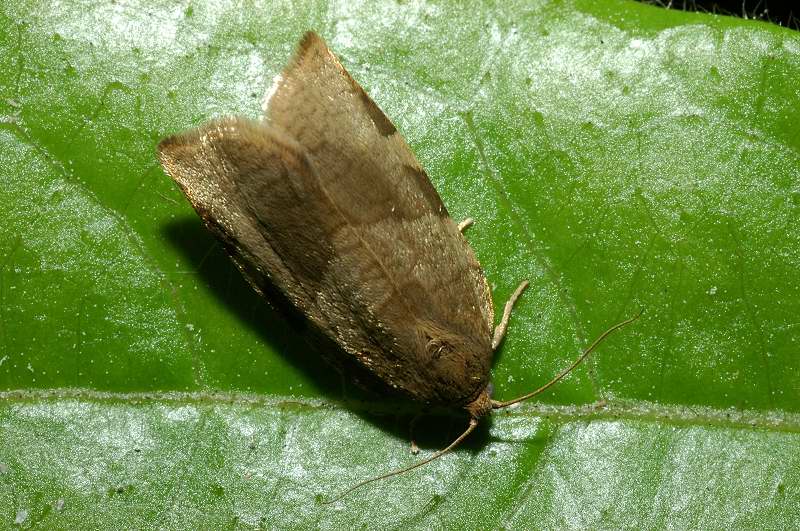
491 309 643 410
322 418 479 504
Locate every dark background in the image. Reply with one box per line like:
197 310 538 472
643 0 798 30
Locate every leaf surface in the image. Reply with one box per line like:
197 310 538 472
1 0 798 527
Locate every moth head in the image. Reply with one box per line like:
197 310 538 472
415 322 493 405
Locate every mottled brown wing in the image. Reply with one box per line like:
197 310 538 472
159 32 495 407
159 118 340 323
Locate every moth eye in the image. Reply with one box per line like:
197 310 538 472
486 382 494 398
425 337 453 360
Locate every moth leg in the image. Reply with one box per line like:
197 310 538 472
492 280 530 350
409 414 422 455
458 218 474 232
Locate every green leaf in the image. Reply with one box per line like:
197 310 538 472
1 0 799 527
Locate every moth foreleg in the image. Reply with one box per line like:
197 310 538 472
491 280 530 350
457 218 474 232
409 414 422 455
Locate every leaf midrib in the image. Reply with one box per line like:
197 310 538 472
1 389 797 434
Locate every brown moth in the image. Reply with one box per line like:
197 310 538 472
158 31 637 499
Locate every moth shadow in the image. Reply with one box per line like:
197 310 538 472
357 409 493 454
162 216 341 397
162 216 492 449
